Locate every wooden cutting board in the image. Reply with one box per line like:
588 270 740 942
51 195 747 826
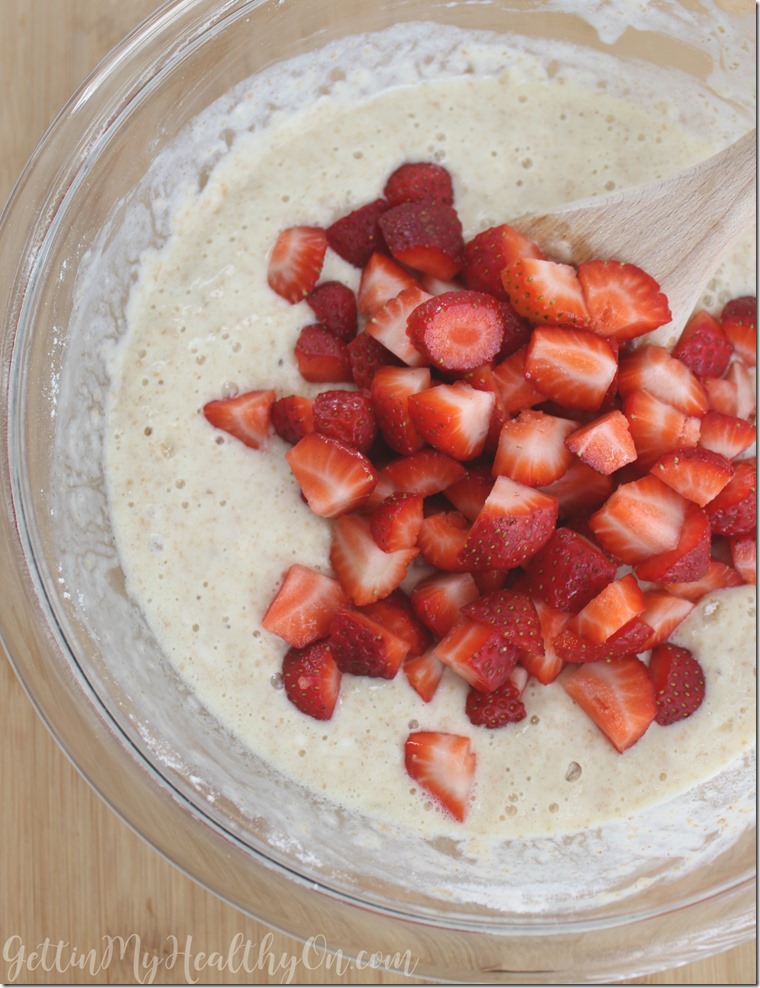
0 2 755 983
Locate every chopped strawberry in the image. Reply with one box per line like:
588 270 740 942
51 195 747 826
410 571 480 638
378 202 465 280
285 432 377 517
650 446 734 507
404 730 476 822
203 388 275 449
473 569 509 594
434 616 520 692
721 295 757 366
403 650 445 702
589 474 690 565
569 573 645 645
672 309 733 378
576 259 671 341
465 679 527 729
524 326 618 411
267 226 327 303
522 527 616 612
306 280 358 342
634 502 711 584
539 460 614 518
417 510 471 571
663 558 743 601
406 290 511 371
520 597 570 684
358 252 419 316
462 223 545 300
618 345 709 417
725 359 756 421
561 656 656 752
729 534 757 584
370 365 432 455
493 409 576 487
444 461 494 520
263 564 349 648
649 643 706 726
502 257 590 327
703 375 739 416
384 161 454 207
360 589 432 658
329 607 409 679
638 590 695 650
698 411 756 460
457 475 559 570
553 616 652 664
281 640 341 720
408 382 495 460
704 457 757 536
326 198 390 268
462 590 544 654
294 323 353 383
369 492 424 552
271 394 314 444
490 346 546 416
365 285 433 366
346 331 399 389
565 410 637 476
330 513 418 606
622 389 701 469
371 449 467 503
312 389 377 453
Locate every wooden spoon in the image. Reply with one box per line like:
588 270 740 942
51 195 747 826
515 128 756 345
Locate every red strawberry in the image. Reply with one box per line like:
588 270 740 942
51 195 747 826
569 573 645 645
704 457 757 536
262 563 349 648
410 571 480 638
358 252 419 316
371 449 467 503
565 410 637 476
618 345 709 417
650 446 734 507
370 365 432 455
462 223 545 300
634 502 711 584
294 323 353 383
329 607 410 679
465 679 527 729
384 161 454 207
404 730 476 822
326 198 390 268
501 258 590 327
369 492 424 552
638 590 695 650
365 285 433 366
359 589 432 658
403 650 445 702
553 616 653 664
202 388 275 449
663 559 743 601
417 510 471 571
281 640 341 720
444 462 494 521
672 309 733 378
306 280 358 342
330 512 419 606
725 359 756 421
698 411 756 460
539 460 614 519
270 394 314 444
434 616 520 692
408 382 495 461
378 202 464 280
622 389 701 469
729 534 756 584
313 389 377 453
462 590 544 654
347 331 399 390
522 527 616 612
703 375 739 416
457 475 559 571
721 295 757 366
285 432 377 517
576 259 671 341
520 597 570 684
490 346 546 416
493 409 576 487
267 226 327 303
561 656 656 752
524 326 618 411
406 290 511 371
649 643 706 726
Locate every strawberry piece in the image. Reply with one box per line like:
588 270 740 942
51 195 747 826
565 410 637 476
520 597 570 684
522 527 616 612
618 345 709 417
465 679 527 729
267 226 327 303
462 223 545 300
634 502 711 584
725 359 756 421
458 475 559 571
326 198 390 268
704 457 757 536
418 510 471 571
525 326 618 411
369 492 424 552
372 449 467 503
650 446 734 506
294 324 353 383
365 285 433 366
306 281 358 342
406 290 511 371
539 460 614 519
622 389 701 469
346 331 399 389
490 346 546 416
553 616 652 664
577 259 671 341
589 474 690 565
493 409 576 487
561 656 656 752
462 590 544 654
403 650 445 702
410 571 480 638
312 389 377 453
203 389 275 449
358 253 419 316
435 616 520 692
638 590 695 650
502 258 590 327
663 559 743 601
721 295 757 366
729 534 757 584
263 564 349 648
703 375 739 416
359 589 432 658
672 309 733 378
329 607 409 679
370 365 432 455
330 513 419 606
281 640 341 720
384 161 454 207
408 382 495 461
378 202 464 280
285 433 377 517
698 411 756 460
569 573 645 645
404 730 476 822
271 394 314 444
444 462 494 521
649 642 706 726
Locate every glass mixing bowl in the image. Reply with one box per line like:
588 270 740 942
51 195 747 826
0 0 755 982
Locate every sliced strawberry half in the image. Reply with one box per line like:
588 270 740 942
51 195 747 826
565 410 637 476
490 345 546 416
522 526 616 612
434 616 520 692
650 446 734 507
462 223 545 300
622 389 701 469
704 457 757 536
634 502 711 584
721 295 757 367
502 257 590 327
262 563 349 648
330 513 419 606
462 590 544 654
371 449 467 503
202 388 275 449
286 432 377 517
410 571 480 638
493 409 576 487
417 510 471 572
267 226 327 303
326 198 390 268
281 640 341 720
577 259 671 341
271 394 314 445
369 492 424 552
379 202 464 280
384 161 454 207
408 381 495 461
698 411 756 460
358 252 419 317
465 679 527 729
313 389 377 453
404 650 445 702
638 590 695 650
649 642 706 726
404 730 477 822
406 290 511 371
329 607 410 679
569 573 645 645
618 344 709 417
370 365 432 455
672 309 733 378
294 323 353 383
365 285 433 366
524 326 618 411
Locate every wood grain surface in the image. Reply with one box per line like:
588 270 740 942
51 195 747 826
0 2 755 984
